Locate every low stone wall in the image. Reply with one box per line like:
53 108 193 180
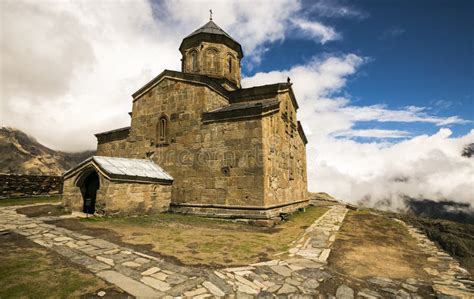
0 174 63 198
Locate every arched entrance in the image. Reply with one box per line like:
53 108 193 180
78 170 100 214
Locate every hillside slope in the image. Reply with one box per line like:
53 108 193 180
0 127 94 175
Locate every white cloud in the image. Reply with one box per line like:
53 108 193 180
341 105 469 126
291 19 340 44
332 129 411 139
307 0 369 19
243 55 474 209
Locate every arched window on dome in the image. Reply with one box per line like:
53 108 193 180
189 50 198 72
206 48 219 73
227 55 233 73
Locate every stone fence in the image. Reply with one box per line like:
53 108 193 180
0 174 63 199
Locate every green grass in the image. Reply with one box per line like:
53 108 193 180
0 195 61 207
0 236 106 298
79 205 329 266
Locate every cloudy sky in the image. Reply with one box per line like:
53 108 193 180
1 0 473 208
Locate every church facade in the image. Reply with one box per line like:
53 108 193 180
63 20 308 222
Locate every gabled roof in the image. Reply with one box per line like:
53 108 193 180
207 98 279 113
64 156 173 184
202 99 280 122
95 126 130 137
229 83 299 109
132 70 230 101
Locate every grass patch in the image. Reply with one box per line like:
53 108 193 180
0 195 61 207
79 206 328 266
0 233 110 298
329 210 432 280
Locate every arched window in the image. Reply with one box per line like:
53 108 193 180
228 55 232 73
190 50 198 71
157 115 168 143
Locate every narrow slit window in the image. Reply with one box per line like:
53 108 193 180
158 116 168 142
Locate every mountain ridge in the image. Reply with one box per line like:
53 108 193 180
0 127 94 175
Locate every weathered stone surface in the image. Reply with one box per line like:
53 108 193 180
203 281 225 297
87 239 118 249
97 270 161 297
141 267 161 276
167 278 205 296
141 276 171 292
368 277 396 288
302 279 319 289
208 273 233 294
236 282 259 295
96 256 114 266
277 283 298 294
151 272 168 281
184 287 207 297
336 284 354 299
122 261 141 268
397 289 411 299
270 265 293 277
134 257 150 264
318 249 331 262
401 282 418 292
54 236 72 242
357 291 380 299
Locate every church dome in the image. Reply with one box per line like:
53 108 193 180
179 20 244 59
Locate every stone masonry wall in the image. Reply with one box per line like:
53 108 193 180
127 78 265 207
0 174 63 198
262 91 308 207
96 137 130 157
96 78 267 208
63 171 171 216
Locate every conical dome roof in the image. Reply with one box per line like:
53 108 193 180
185 20 235 41
179 20 243 58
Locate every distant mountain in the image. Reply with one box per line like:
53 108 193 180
0 127 95 175
462 143 474 158
403 197 474 224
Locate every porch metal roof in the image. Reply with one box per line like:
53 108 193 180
64 156 173 183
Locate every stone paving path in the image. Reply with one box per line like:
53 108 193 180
0 204 349 298
395 218 474 298
1 203 474 298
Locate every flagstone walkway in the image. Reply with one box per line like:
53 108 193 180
0 204 345 298
1 203 473 298
395 218 474 298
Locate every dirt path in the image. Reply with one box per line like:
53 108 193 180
329 210 473 298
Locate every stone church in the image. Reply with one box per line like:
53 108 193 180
63 19 308 222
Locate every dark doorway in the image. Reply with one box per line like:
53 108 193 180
81 171 99 214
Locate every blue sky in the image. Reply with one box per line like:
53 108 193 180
247 0 473 138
